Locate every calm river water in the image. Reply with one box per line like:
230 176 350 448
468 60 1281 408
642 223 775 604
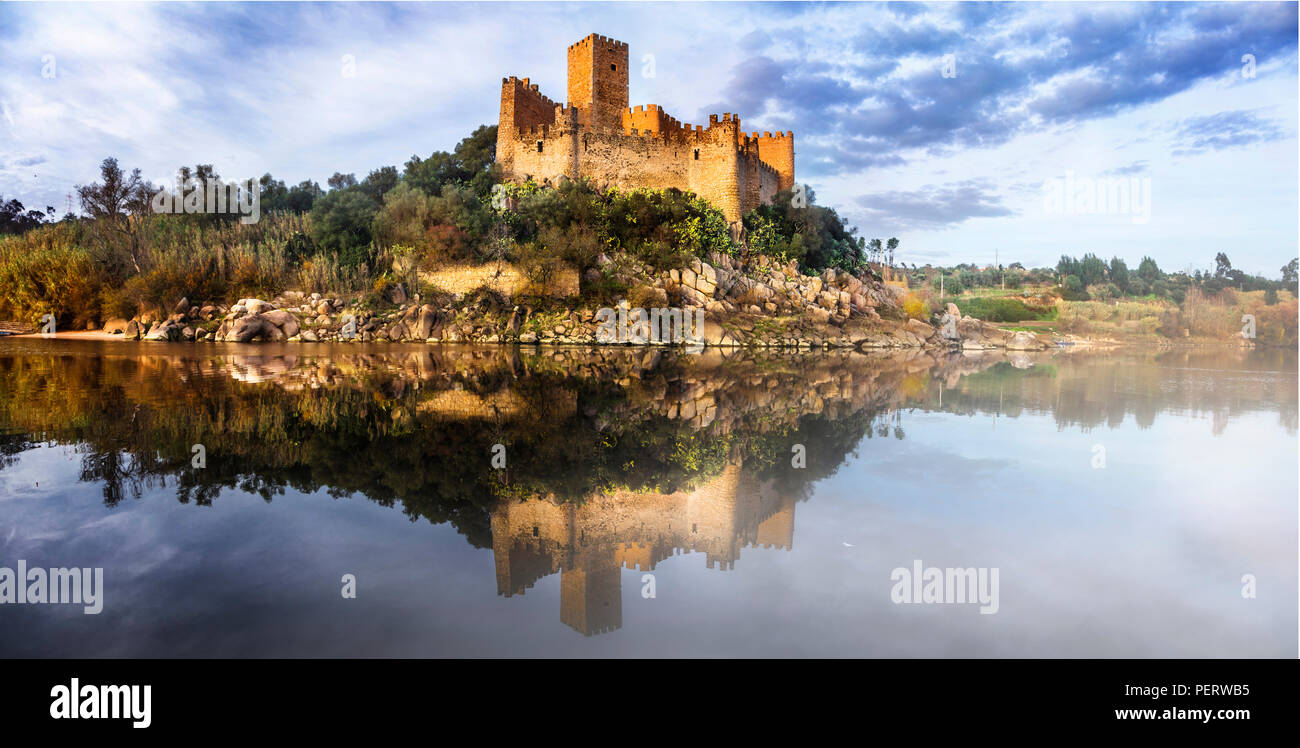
0 339 1294 656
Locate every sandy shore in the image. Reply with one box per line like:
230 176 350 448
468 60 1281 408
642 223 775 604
5 331 124 340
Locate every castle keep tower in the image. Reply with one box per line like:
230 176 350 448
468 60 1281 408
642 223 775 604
496 33 795 223
567 35 629 133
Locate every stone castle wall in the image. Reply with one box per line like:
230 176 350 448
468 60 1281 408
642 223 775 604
497 34 794 222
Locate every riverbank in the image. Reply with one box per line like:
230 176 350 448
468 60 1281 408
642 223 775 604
4 250 1278 352
21 309 1061 352
13 323 1272 353
5 251 1052 351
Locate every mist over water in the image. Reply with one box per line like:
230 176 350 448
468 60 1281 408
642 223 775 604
0 340 1294 657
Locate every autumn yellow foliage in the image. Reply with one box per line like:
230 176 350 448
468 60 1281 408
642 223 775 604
902 293 929 321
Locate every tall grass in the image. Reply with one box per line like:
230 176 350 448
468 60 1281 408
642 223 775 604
1056 289 1297 344
0 212 316 325
294 253 376 297
0 234 101 327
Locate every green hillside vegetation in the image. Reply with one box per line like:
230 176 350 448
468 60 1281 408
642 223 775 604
1 123 876 328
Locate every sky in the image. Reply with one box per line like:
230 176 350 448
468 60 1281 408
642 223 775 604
0 1 1296 275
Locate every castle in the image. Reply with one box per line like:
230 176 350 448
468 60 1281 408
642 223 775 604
491 464 796 636
496 33 795 223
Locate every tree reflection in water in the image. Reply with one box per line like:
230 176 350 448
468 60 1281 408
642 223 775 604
0 340 1293 635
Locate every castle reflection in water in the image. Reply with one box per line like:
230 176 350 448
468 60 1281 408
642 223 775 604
493 463 795 636
1 340 1292 639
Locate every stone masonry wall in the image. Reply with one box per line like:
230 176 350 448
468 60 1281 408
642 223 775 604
420 261 579 298
497 76 559 176
503 110 783 222
498 34 794 222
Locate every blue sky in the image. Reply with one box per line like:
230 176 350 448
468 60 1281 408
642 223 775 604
0 1 1296 275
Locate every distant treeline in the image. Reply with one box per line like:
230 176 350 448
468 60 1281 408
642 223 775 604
903 251 1298 305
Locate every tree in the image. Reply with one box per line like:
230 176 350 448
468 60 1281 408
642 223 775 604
287 180 323 213
327 172 358 191
867 238 882 264
1108 256 1129 293
1079 253 1106 286
1214 252 1232 278
1281 258 1298 287
259 176 324 213
77 157 152 221
361 166 400 204
0 196 47 234
743 187 864 271
1137 255 1160 283
1056 255 1080 279
1062 274 1089 300
373 182 432 250
310 188 378 267
404 124 500 199
76 157 154 274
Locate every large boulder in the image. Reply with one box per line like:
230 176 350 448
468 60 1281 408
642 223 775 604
416 305 438 339
1006 330 1049 351
905 318 936 340
957 316 985 337
386 283 408 305
680 286 708 307
144 322 180 341
227 314 275 342
261 309 299 338
806 307 832 325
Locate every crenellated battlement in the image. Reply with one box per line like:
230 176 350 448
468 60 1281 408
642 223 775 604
569 33 629 52
503 76 559 110
498 34 795 221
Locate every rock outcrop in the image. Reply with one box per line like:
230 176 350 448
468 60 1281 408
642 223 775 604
103 259 1056 352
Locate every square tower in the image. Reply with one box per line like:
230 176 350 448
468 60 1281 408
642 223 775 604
567 34 629 133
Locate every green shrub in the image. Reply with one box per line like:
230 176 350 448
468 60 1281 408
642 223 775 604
955 296 1039 322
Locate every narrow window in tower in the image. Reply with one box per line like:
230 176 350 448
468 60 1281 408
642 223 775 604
533 526 539 537
610 63 616 71
536 141 543 153
694 149 700 160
